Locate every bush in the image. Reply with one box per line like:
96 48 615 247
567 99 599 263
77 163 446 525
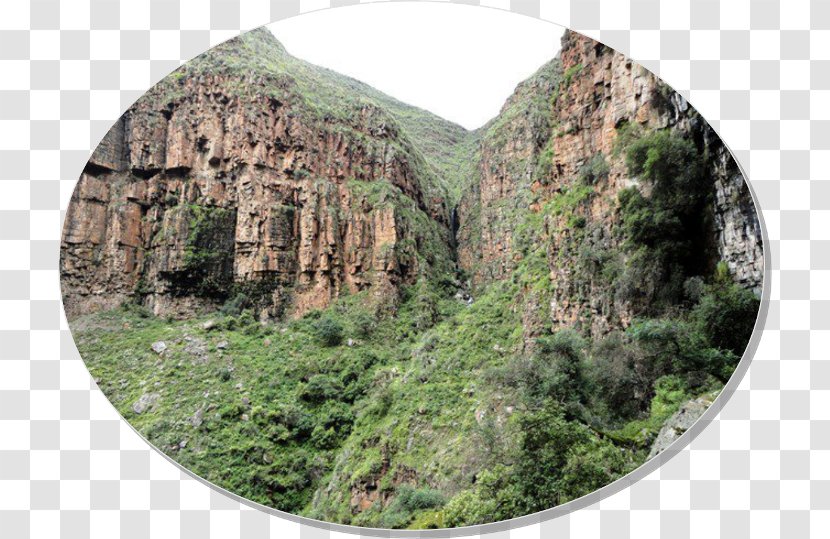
316 317 344 346
511 401 590 511
375 486 445 529
300 374 343 403
411 279 441 331
578 154 610 185
649 375 690 421
220 292 249 317
590 331 646 419
394 485 445 512
530 330 589 411
310 425 339 449
618 131 711 311
351 310 376 338
443 490 497 527
692 265 760 357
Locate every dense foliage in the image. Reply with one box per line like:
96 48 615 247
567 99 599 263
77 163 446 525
76 255 757 529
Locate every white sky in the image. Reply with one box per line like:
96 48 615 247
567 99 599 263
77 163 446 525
269 3 564 130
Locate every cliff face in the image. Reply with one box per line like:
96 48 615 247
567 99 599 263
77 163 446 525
61 29 459 319
62 28 762 326
457 31 763 339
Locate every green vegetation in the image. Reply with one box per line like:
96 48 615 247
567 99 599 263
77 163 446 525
75 248 756 529
617 131 717 312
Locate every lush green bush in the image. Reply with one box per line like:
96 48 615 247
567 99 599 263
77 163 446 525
300 374 343 403
618 131 712 312
375 486 446 529
394 485 445 512
470 400 632 514
527 330 589 412
444 490 493 527
589 331 645 419
692 264 760 358
316 316 344 346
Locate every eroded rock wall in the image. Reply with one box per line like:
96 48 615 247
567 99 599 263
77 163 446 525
457 30 763 338
61 33 454 319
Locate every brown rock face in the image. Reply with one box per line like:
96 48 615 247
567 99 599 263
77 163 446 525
61 30 455 319
457 31 763 339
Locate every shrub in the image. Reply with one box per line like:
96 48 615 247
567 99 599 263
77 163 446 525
300 374 343 403
310 425 339 449
351 310 376 338
618 131 711 312
556 435 629 502
220 292 249 317
627 318 693 379
514 400 590 511
373 486 445 529
411 279 441 331
590 331 646 419
578 154 610 185
394 485 445 512
443 490 496 527
316 316 344 346
649 375 690 421
530 330 589 411
692 265 760 357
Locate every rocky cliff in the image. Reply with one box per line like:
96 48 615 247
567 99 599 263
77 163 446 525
62 29 761 326
457 31 763 340
61 28 463 319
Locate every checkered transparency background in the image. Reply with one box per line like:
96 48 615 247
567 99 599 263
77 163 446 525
0 0 823 537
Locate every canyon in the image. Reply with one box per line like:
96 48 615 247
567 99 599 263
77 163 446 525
63 27 763 528
62 28 761 333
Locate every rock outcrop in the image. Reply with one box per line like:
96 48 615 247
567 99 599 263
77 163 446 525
648 396 712 458
61 29 457 319
457 31 763 340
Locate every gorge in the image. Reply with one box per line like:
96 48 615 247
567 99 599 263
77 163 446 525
62 27 762 528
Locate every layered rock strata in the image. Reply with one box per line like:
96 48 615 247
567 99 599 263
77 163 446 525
61 29 455 319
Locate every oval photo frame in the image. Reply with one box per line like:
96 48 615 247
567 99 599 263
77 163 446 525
60 3 769 536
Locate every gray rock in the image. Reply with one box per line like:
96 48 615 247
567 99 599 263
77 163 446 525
190 407 204 427
201 320 217 331
648 397 711 458
216 340 229 350
151 341 167 355
132 392 160 414
183 337 207 357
